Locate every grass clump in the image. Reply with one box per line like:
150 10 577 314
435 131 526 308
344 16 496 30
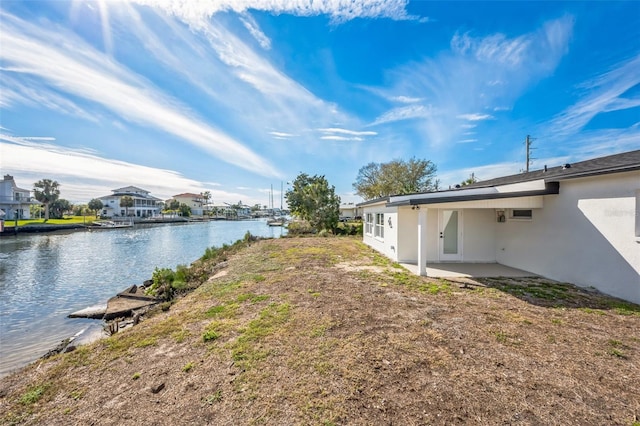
132 372 141 380
229 303 291 369
19 384 49 405
203 390 223 405
182 362 194 372
203 329 220 343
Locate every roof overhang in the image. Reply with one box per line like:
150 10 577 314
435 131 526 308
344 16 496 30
386 181 559 207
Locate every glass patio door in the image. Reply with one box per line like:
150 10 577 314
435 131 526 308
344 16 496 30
439 210 462 261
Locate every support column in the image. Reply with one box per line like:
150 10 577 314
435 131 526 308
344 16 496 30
417 208 427 276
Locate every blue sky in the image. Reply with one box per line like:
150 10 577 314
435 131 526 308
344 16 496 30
1 1 639 206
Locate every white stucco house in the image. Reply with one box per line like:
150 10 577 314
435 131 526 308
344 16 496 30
169 193 205 216
0 174 36 220
99 186 162 218
358 150 640 304
339 203 361 221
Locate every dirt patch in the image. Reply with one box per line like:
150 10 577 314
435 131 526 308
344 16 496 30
1 237 639 425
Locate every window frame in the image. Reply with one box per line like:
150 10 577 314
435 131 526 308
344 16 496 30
364 213 374 236
375 213 384 239
509 209 533 220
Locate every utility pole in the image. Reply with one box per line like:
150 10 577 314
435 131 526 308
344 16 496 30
525 135 536 172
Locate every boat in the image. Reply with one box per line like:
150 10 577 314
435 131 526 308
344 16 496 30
267 217 286 227
89 219 134 229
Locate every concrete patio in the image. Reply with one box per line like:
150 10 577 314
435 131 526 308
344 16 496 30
399 262 536 278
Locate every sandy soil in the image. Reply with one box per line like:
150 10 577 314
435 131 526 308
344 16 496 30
1 237 638 425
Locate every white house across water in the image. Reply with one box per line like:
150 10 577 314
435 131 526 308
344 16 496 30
358 150 640 304
99 186 162 218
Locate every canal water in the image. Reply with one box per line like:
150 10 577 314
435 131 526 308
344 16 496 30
0 220 285 378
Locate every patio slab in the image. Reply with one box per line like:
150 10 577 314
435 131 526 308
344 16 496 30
400 262 536 278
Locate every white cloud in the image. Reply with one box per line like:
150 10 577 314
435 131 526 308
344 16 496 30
390 95 424 104
0 11 280 178
239 13 271 49
376 16 573 147
370 104 434 126
320 135 364 141
0 135 259 204
269 131 296 137
457 139 478 144
318 128 377 136
133 0 426 24
549 54 640 137
457 113 493 121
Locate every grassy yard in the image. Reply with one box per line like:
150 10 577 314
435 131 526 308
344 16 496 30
1 236 638 425
7 216 97 227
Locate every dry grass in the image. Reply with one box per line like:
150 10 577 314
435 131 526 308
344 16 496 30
1 237 638 425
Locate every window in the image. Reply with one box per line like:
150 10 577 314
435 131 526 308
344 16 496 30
510 209 532 220
365 213 374 235
375 213 384 239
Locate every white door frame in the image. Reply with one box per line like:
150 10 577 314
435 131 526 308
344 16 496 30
438 209 463 261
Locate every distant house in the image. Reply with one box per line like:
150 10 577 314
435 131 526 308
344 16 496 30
339 203 361 220
99 186 162 218
0 174 36 220
169 193 205 216
358 150 640 304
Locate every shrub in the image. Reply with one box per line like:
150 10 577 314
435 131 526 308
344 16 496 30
287 220 315 235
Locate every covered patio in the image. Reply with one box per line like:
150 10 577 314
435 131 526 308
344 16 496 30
399 262 536 278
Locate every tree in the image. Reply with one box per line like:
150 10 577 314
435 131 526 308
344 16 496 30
120 196 134 216
33 179 60 221
49 199 71 219
178 203 191 217
285 173 340 232
201 191 212 215
460 173 478 187
88 199 104 218
353 157 437 200
168 199 180 211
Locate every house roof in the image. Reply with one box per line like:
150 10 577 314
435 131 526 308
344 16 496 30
112 186 150 194
173 193 202 198
464 149 640 189
357 149 640 208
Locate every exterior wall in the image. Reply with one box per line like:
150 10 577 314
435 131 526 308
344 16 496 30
0 176 33 220
100 194 160 218
462 209 496 262
397 207 496 264
495 171 640 304
362 204 398 262
172 195 204 215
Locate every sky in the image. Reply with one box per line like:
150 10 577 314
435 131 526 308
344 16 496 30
1 1 639 207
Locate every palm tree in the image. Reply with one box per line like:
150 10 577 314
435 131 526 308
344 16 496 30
120 196 134 217
33 179 60 221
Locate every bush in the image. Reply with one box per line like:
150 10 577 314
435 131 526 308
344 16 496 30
286 220 315 235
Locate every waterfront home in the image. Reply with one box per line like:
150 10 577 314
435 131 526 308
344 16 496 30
168 193 205 216
0 174 36 220
99 186 162 218
358 150 640 304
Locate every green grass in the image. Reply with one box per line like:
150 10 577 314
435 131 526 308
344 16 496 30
19 384 49 405
228 303 291 369
132 372 141 380
203 390 223 405
202 328 220 343
13 216 95 227
182 362 194 372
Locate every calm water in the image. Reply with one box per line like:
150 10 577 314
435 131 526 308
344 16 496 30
0 220 285 377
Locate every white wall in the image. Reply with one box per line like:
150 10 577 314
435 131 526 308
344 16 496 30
462 209 497 262
362 205 399 262
496 171 640 304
